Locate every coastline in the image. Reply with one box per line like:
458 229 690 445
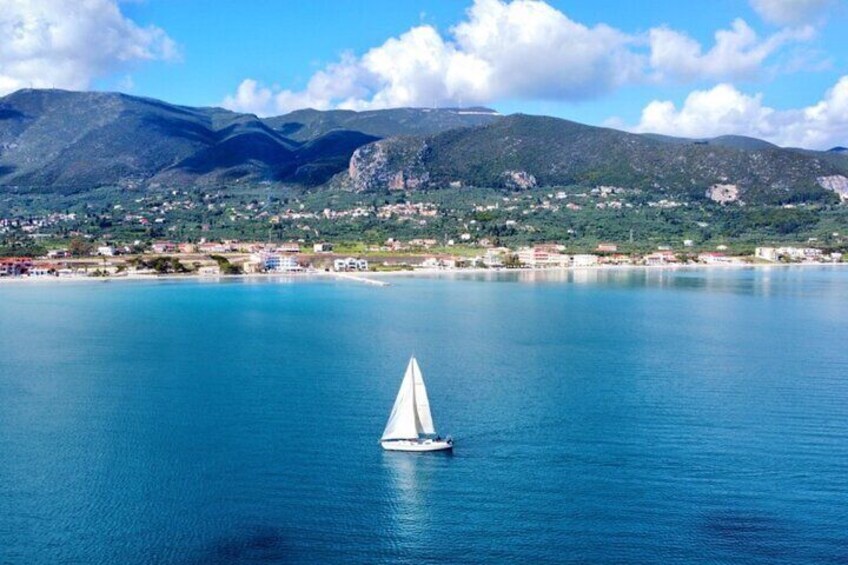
1 261 845 286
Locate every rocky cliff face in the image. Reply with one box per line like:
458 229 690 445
501 170 537 190
818 175 848 201
348 138 430 192
707 183 740 204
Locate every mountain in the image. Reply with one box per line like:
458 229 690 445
347 114 848 204
1 89 847 206
0 89 292 191
0 89 495 192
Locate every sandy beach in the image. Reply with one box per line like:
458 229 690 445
1 261 845 287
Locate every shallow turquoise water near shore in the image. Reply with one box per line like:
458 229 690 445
2 267 848 563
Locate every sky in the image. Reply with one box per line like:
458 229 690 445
1 0 847 148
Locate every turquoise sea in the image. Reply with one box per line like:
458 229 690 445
2 267 848 563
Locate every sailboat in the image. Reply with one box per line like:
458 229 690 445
381 356 453 452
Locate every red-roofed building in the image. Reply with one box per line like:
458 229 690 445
0 257 33 277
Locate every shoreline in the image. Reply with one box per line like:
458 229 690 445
1 261 845 286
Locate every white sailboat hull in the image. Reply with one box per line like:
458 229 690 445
381 438 453 452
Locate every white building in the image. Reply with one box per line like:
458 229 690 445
571 254 599 268
252 252 280 272
698 252 734 264
277 256 303 272
277 241 301 253
253 252 304 272
29 267 54 277
197 265 221 276
771 246 824 262
517 246 570 268
755 247 778 262
483 247 509 267
333 257 368 271
420 257 442 269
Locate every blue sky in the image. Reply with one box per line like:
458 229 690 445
2 0 847 147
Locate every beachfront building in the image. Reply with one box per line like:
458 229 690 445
483 247 510 267
197 265 221 276
96 246 115 256
802 248 823 261
334 257 368 271
313 242 333 253
0 257 33 277
754 246 828 263
599 253 631 265
755 247 779 262
517 245 570 268
29 264 55 277
596 243 618 253
643 251 678 266
251 252 304 273
698 252 734 264
420 257 442 269
251 252 280 272
775 247 807 262
571 254 599 268
277 256 303 272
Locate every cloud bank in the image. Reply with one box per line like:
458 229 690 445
633 76 848 148
223 0 815 116
0 0 178 95
749 0 833 25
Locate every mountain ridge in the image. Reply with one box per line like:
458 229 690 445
1 89 846 205
0 89 498 191
344 113 848 204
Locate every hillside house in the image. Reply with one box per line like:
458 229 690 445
277 241 300 254
151 241 176 254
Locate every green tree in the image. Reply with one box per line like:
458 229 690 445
68 237 93 257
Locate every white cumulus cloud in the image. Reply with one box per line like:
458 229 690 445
224 0 643 115
223 0 812 116
648 19 814 82
0 0 178 95
632 77 848 149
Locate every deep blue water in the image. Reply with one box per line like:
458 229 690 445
2 267 848 564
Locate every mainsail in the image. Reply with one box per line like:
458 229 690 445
381 356 437 441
